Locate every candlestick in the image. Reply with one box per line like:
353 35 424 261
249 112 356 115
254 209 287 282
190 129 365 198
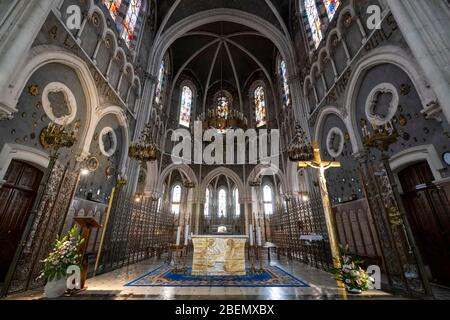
184 225 190 246
176 226 182 246
256 226 262 246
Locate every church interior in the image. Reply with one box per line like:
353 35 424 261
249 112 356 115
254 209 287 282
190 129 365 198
0 0 450 301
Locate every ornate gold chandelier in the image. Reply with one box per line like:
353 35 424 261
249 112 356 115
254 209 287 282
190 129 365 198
361 119 399 152
40 121 80 152
287 125 314 162
198 108 248 131
128 123 160 163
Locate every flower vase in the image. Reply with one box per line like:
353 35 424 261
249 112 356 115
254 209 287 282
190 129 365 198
44 278 67 299
346 285 363 294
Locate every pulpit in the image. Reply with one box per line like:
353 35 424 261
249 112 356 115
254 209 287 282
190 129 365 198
191 235 247 276
74 217 101 289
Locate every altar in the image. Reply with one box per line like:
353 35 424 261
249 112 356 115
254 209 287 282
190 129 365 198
191 235 247 276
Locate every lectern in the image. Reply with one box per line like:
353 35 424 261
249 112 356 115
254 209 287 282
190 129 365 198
74 217 101 289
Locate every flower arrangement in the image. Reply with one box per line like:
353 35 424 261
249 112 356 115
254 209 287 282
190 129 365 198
334 247 374 293
39 226 84 282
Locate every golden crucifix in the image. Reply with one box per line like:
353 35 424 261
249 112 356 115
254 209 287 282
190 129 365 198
298 141 342 269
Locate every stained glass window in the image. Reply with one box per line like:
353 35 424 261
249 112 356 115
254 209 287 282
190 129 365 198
179 86 193 127
323 0 340 20
218 188 227 218
121 0 142 47
216 95 230 119
104 0 122 20
263 185 273 215
280 60 291 108
234 189 240 217
204 189 210 217
171 184 182 215
154 59 166 107
254 86 267 128
305 0 323 48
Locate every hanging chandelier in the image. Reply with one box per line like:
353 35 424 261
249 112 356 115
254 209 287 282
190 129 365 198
128 123 160 163
361 119 399 152
197 20 248 132
287 125 314 162
198 106 248 131
39 121 80 152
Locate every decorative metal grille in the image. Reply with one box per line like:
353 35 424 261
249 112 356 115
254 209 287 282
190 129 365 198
269 193 332 271
98 190 176 274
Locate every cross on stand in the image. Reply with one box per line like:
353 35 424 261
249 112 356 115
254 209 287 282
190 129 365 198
298 142 342 269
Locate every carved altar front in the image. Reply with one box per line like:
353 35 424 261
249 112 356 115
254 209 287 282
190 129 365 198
191 235 247 276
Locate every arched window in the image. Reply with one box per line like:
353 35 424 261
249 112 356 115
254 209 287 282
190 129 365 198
323 0 340 20
234 188 240 217
263 185 274 215
204 188 210 217
121 0 143 47
104 0 122 20
305 0 323 48
103 0 146 49
171 184 182 215
216 94 230 119
280 60 291 108
154 57 167 107
218 188 227 218
179 86 193 127
254 86 267 128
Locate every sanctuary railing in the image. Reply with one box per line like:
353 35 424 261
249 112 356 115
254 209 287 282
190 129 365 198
95 190 176 275
269 193 333 271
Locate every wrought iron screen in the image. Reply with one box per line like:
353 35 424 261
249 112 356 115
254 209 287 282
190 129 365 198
98 190 175 274
269 194 332 271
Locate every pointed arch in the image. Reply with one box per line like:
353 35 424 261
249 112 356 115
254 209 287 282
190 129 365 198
249 80 268 128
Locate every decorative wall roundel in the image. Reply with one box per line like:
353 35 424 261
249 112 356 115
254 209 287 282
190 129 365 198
99 127 117 157
326 127 345 158
42 82 77 125
365 82 399 126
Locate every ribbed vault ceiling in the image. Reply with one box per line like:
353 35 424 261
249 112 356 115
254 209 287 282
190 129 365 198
170 21 279 111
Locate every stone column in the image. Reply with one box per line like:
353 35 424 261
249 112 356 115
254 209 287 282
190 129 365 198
0 0 58 116
387 0 450 123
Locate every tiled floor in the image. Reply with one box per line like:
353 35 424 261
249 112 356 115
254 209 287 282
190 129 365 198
5 258 400 300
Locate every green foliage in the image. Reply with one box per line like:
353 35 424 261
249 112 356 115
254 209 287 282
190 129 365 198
38 226 84 282
333 245 373 292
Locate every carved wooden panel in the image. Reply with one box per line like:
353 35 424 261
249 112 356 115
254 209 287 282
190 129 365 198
0 161 43 283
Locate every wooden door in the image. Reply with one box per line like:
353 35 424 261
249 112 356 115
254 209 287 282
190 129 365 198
398 161 450 286
0 160 43 283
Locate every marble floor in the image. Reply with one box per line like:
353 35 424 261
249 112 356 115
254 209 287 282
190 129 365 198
4 257 402 300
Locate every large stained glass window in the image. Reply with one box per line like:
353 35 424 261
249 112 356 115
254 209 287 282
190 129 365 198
305 0 323 48
254 86 267 128
280 60 291 108
263 185 274 215
179 86 193 127
121 0 142 47
218 188 227 218
104 0 122 20
323 0 340 20
154 59 166 107
217 95 230 119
